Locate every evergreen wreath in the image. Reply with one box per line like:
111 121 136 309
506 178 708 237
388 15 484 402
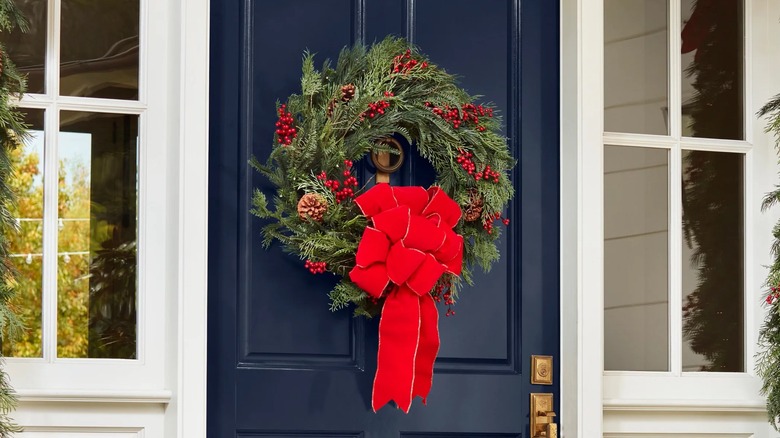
757 92 780 430
250 36 515 318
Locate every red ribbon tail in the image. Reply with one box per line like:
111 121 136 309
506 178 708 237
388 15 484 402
372 286 421 413
412 293 440 405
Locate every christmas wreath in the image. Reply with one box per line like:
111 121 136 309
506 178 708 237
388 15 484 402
251 37 515 412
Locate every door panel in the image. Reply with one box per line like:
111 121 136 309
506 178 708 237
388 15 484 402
208 1 559 437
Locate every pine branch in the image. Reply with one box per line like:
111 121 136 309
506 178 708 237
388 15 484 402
758 92 780 430
0 0 29 434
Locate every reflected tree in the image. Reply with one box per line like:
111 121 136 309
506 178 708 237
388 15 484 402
680 0 744 371
88 241 136 359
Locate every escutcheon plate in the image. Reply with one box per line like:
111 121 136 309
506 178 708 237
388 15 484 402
531 355 553 385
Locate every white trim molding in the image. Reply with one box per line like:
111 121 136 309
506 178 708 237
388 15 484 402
603 398 767 413
165 0 210 436
16 389 172 404
561 0 605 436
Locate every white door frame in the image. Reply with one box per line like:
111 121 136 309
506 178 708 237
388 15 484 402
168 0 209 436
560 0 605 436
174 0 603 436
171 0 602 436
175 0 780 435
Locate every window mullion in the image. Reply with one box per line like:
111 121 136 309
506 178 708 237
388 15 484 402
668 0 683 376
669 142 683 375
40 0 61 362
41 106 58 362
669 0 682 140
46 0 60 99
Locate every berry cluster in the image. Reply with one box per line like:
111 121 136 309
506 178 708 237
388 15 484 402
456 149 501 183
317 160 359 203
482 212 510 235
432 277 456 317
767 285 780 305
425 102 493 131
275 104 297 146
360 95 392 121
456 149 477 174
304 260 327 274
391 49 428 74
475 165 500 183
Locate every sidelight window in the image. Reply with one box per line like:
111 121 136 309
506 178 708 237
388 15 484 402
0 0 143 363
603 0 747 373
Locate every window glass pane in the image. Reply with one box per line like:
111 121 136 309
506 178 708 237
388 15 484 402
681 150 743 372
60 0 139 100
0 0 47 94
58 112 137 359
605 145 669 371
4 109 45 357
681 0 744 140
604 0 669 135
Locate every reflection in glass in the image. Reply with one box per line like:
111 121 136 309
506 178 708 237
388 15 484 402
681 150 743 372
604 0 669 135
604 145 669 371
681 0 743 139
60 0 139 99
57 112 137 359
0 0 46 93
3 109 45 357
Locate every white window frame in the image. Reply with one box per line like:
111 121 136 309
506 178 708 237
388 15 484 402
562 0 780 435
4 0 207 435
7 0 171 396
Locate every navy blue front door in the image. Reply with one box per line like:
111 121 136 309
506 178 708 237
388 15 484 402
208 1 560 437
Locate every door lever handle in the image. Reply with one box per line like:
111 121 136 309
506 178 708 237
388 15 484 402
530 394 557 438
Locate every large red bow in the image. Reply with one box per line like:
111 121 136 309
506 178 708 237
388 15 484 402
349 183 463 412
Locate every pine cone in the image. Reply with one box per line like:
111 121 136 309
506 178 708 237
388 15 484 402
464 189 483 222
297 193 328 221
341 84 356 102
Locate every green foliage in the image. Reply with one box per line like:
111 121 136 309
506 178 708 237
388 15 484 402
0 0 26 35
758 92 780 430
0 0 30 434
761 94 780 147
0 365 19 437
251 37 515 317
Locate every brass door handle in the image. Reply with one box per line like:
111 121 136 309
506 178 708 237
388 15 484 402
530 393 557 438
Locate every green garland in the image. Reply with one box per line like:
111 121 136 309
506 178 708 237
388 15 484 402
0 0 29 435
251 37 515 317
758 92 780 430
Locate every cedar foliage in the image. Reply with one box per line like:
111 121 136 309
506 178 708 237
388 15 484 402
0 0 27 435
757 92 780 430
251 37 515 317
